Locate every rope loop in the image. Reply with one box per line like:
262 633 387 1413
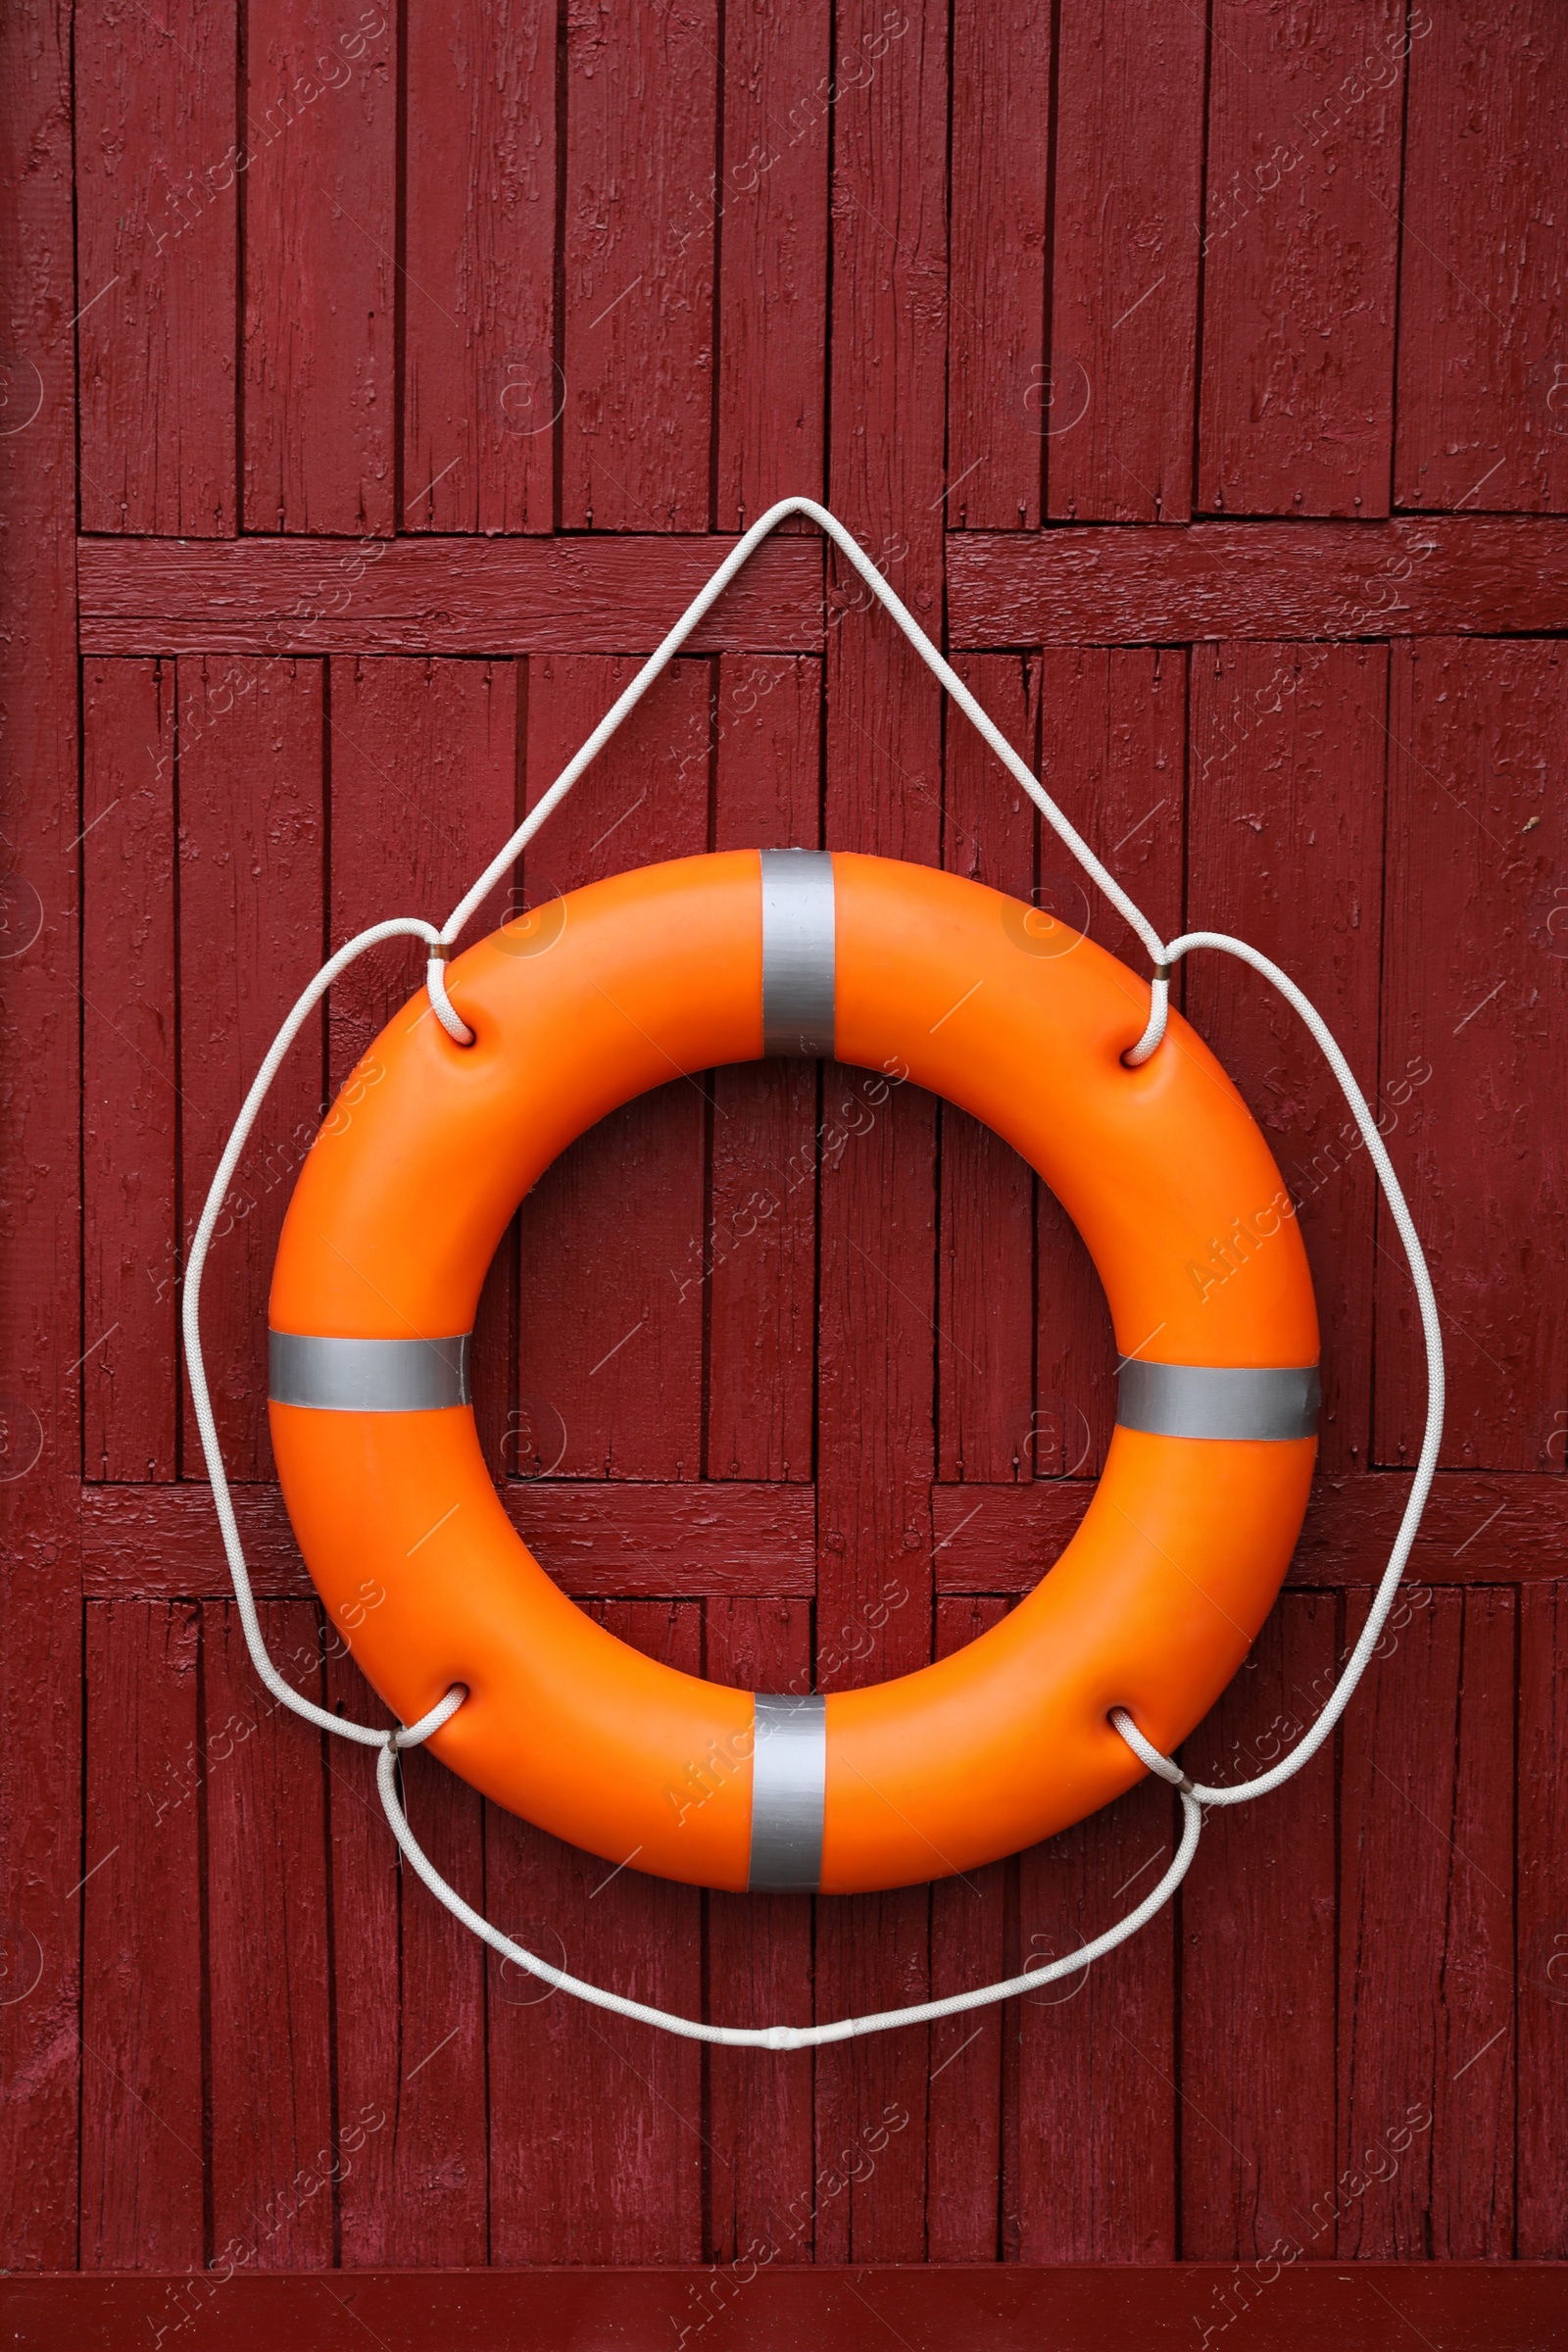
181 503 1444 2046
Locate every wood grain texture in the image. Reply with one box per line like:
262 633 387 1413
176 658 325 1483
1199 0 1405 518
1375 641 1567 1471
82 661 178 1483
486 1601 705 2263
1187 642 1388 1476
0 0 82 2262
561 0 718 531
1517 1582 1568 2257
78 1604 204 2269
708 657 821 1483
242 0 397 533
712 0 832 529
77 534 825 655
1049 0 1205 523
946 0 1051 529
203 1600 334 2267
944 518 1568 645
74 0 237 534
1178 1594 1337 2261
1395 2 1568 514
403 0 558 532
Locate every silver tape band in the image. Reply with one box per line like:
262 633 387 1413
1116 1360 1321 1442
760 849 835 1057
269 1331 472 1412
748 1693 826 1891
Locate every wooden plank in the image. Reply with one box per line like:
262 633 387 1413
515 655 712 1482
241 0 397 533
1376 642 1568 1470
204 1599 334 2267
946 0 1051 529
403 0 558 532
713 0 832 529
811 0 951 2261
708 656 821 1483
1337 1589 1514 2258
81 661 178 1482
80 1479 819 1598
704 1600 815 2262
560 3 718 530
177 658 325 1484
944 517 1568 646
1177 1593 1337 2260
78 1604 204 2269
487 1600 704 2263
1015 1779 1176 2259
1034 649 1186 1483
938 655 1037 1482
1187 642 1390 1475
323 1642 488 2267
74 0 237 534
6 2264 1568 2349
0 0 82 2261
1199 2 1405 517
926 1597 1008 2261
1396 3 1568 514
1518 1582 1568 2255
77 534 825 656
1049 0 1205 523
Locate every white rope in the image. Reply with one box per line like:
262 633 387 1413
181 504 1443 2046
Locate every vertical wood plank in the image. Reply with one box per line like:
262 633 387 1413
939 654 1037 1483
205 1600 335 2267
561 3 718 530
1199 1 1405 518
177 659 325 1484
813 0 950 2256
1015 1779 1176 2259
947 0 1051 529
705 1600 815 2262
1034 649 1186 1484
79 1604 205 2269
75 0 237 533
709 656 820 1484
516 656 711 1482
1376 641 1568 1470
1178 1593 1337 2259
82 661 178 1483
1049 0 1205 524
713 0 832 529
324 1643 488 2267
927 1596 1008 2262
0 0 82 2257
1519 1582 1568 2256
1338 1588 1515 2258
403 0 558 532
242 0 397 532
1396 3 1568 514
1187 642 1389 1477
487 1600 705 2263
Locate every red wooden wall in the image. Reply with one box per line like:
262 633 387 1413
3 0 1567 2340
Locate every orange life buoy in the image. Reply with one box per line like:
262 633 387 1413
269 850 1319 1895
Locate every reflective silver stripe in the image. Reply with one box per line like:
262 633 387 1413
1116 1360 1321 1442
747 1693 826 1891
760 849 835 1057
269 1331 472 1412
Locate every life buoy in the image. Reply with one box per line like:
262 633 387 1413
269 849 1319 1895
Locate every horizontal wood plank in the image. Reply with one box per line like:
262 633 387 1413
0 2264 1561 2350
75 537 825 656
80 1481 816 1599
947 518 1568 644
